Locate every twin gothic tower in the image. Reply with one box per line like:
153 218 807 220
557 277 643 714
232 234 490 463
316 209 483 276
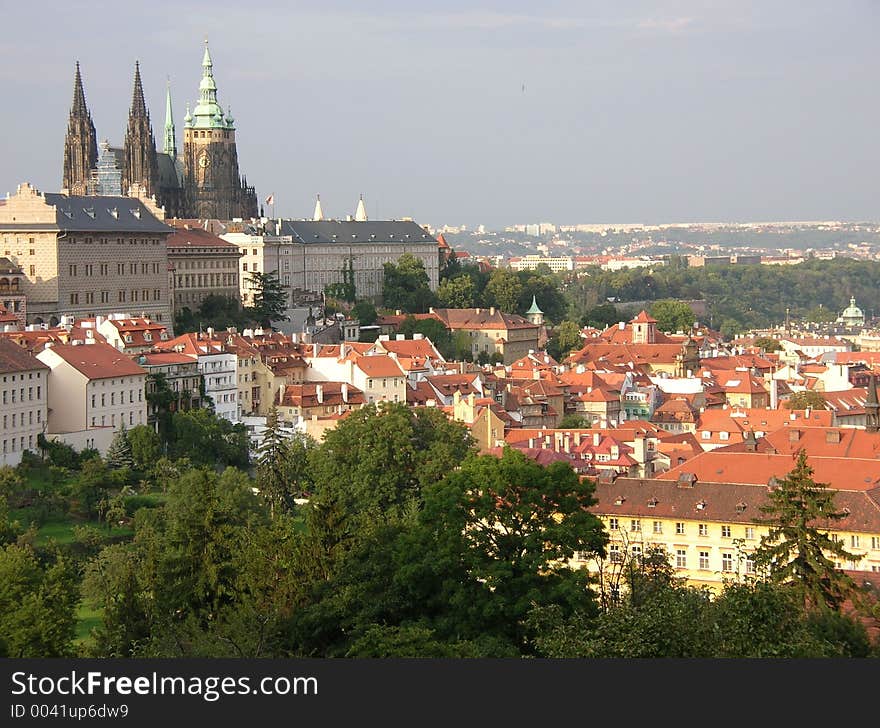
62 42 258 220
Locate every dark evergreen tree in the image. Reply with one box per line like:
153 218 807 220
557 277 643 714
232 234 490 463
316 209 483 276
754 449 859 610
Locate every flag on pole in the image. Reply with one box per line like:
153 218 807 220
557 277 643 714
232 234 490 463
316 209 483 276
264 193 274 206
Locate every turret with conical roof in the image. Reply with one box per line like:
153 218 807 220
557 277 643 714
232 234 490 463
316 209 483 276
62 62 98 194
313 194 325 221
526 295 544 325
122 61 159 198
355 194 368 221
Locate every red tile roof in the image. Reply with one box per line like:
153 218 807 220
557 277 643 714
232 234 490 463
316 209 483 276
41 341 147 379
0 337 49 374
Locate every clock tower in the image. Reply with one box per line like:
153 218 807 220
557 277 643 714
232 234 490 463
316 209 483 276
182 40 257 220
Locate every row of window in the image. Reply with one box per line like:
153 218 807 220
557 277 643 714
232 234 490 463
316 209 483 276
175 274 236 288
68 262 161 277
2 410 42 428
2 372 42 382
90 390 143 407
1 385 42 404
172 259 237 270
69 290 164 305
2 435 34 455
607 518 880 551
90 411 143 428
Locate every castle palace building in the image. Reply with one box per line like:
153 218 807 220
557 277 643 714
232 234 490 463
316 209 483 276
61 41 258 221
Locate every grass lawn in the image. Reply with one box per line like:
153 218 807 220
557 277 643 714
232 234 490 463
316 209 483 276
74 602 103 649
9 510 134 547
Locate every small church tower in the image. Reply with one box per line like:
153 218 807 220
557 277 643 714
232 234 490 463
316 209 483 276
62 63 98 195
525 295 544 326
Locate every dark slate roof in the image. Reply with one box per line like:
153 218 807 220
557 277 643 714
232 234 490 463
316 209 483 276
157 153 183 190
278 220 437 245
43 193 172 233
0 338 49 374
0 257 23 275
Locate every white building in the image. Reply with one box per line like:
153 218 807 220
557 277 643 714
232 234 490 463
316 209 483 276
509 255 574 273
0 338 49 466
35 341 147 454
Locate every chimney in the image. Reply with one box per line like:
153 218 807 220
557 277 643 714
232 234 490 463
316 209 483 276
316 384 324 403
528 437 535 449
593 432 600 447
574 432 581 447
396 334 405 341
789 429 801 443
489 307 496 315
341 382 349 403
563 434 570 453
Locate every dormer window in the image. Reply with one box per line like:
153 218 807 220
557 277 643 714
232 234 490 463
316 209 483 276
83 207 95 218
124 334 133 343
144 333 152 341
696 500 707 510
648 497 659 508
130 208 141 219
614 496 625 506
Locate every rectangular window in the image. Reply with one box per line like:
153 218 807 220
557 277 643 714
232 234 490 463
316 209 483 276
69 293 78 304
745 556 756 574
609 544 622 563
872 536 880 550
699 551 710 570
29 265 36 276
675 522 685 535
851 535 860 549
631 544 642 561
721 553 733 572
653 521 663 534
721 525 731 538
698 523 708 537
745 527 755 540
675 549 687 569
630 519 641 533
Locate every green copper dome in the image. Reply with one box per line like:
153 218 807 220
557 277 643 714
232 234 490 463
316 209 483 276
189 40 231 129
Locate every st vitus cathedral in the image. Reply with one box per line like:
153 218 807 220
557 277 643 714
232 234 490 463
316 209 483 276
61 41 258 220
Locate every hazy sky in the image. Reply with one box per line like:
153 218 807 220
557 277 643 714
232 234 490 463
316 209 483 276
2 1 879 228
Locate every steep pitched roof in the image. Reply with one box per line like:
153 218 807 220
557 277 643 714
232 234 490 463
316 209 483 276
40 341 147 379
0 338 49 374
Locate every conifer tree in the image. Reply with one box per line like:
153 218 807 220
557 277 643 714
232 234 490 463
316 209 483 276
105 427 134 470
256 409 291 518
754 449 859 610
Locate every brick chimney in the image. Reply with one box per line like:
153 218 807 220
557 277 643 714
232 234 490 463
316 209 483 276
316 384 324 404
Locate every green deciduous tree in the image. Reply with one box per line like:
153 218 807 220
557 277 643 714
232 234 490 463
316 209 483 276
649 299 696 332
437 275 476 309
754 449 859 610
127 425 162 471
425 448 607 651
382 254 436 313
351 300 377 327
485 269 522 313
310 403 475 535
753 336 783 353
546 320 583 361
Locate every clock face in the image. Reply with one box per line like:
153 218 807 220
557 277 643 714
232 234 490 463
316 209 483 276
198 152 209 168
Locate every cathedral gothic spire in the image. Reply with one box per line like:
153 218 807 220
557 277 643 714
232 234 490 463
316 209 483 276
164 80 177 159
122 61 159 198
62 62 98 194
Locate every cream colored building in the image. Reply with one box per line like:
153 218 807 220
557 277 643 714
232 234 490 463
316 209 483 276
0 183 173 327
225 218 440 306
0 338 49 466
35 341 147 454
428 307 540 365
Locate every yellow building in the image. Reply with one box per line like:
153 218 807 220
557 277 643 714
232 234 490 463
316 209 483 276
576 475 880 593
